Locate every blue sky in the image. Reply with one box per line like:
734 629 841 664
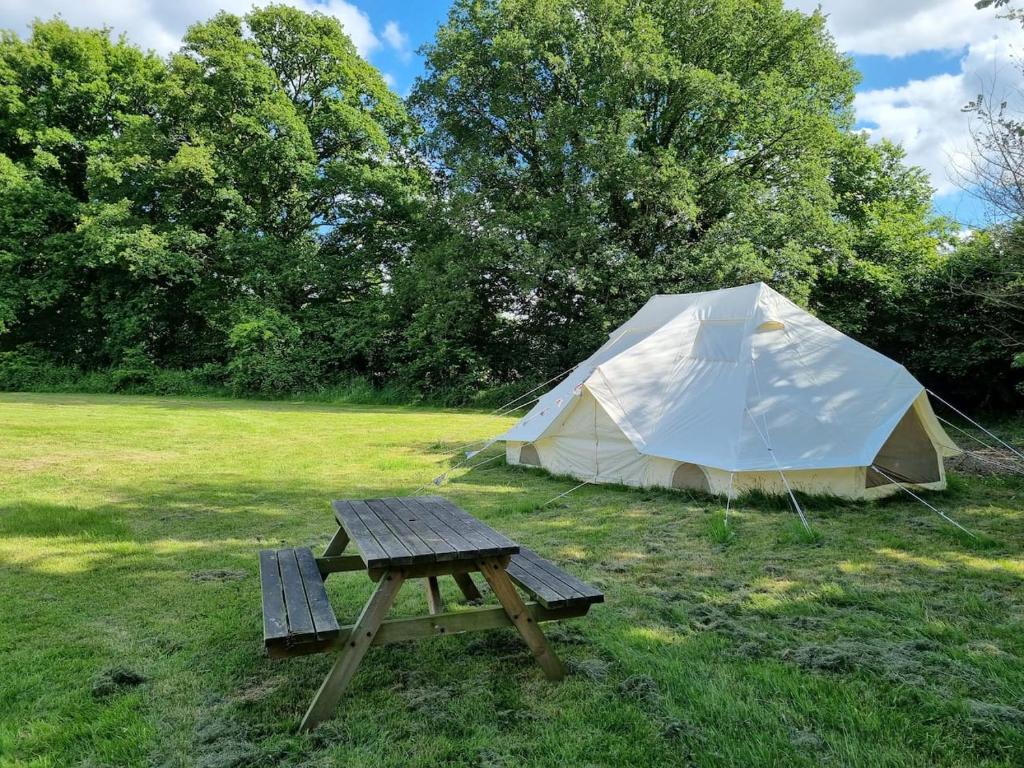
2 0 1020 226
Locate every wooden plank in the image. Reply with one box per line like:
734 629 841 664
268 602 592 657
428 497 519 554
332 500 390 568
424 576 445 615
380 498 459 561
508 552 585 605
278 549 316 642
452 572 482 602
295 548 340 640
299 571 405 732
477 559 565 681
322 525 350 557
516 548 604 604
367 556 510 582
413 498 504 557
506 559 570 609
316 554 366 576
393 497 481 558
349 499 416 565
259 550 288 645
366 499 436 561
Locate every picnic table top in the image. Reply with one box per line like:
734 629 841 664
332 496 519 570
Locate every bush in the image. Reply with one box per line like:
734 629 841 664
226 310 319 396
109 346 158 391
0 348 78 391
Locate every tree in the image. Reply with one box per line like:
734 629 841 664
934 0 1024 399
0 20 165 364
406 0 947 387
0 6 426 392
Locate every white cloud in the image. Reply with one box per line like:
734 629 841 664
789 0 1008 57
787 1 1024 201
855 74 968 194
0 0 380 57
382 20 410 62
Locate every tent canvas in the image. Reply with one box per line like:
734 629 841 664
500 282 960 499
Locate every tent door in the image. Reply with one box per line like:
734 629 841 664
866 405 941 487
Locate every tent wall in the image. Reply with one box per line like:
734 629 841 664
506 392 948 500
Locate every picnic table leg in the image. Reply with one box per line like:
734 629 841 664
477 559 565 681
323 526 350 557
424 576 444 615
298 570 405 732
452 572 482 602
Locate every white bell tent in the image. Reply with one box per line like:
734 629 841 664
500 282 961 499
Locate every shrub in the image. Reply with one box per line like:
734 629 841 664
0 348 78 391
226 310 319 396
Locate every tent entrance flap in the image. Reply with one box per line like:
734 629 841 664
519 444 541 466
672 463 710 492
866 404 941 487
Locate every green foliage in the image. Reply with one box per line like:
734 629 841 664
0 3 1020 407
402 0 952 384
778 518 823 545
226 308 312 395
0 7 425 394
707 511 736 545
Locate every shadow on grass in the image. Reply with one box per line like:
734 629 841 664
0 391 459 417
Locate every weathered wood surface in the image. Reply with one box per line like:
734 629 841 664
332 496 519 569
259 550 288 644
260 547 341 653
322 526 350 557
267 601 591 658
424 576 445 614
298 571 405 732
295 548 341 639
316 554 365 576
452 572 482 602
505 547 604 609
478 558 566 681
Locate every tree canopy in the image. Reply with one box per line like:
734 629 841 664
1 7 424 394
403 0 953 389
0 1 1020 405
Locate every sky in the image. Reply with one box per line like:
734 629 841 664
2 0 1021 226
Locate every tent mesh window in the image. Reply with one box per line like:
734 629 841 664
519 444 541 466
865 407 941 487
690 321 746 362
672 462 711 492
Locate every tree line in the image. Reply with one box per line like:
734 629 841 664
0 0 1021 406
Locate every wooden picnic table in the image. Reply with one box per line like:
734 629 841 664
258 496 603 732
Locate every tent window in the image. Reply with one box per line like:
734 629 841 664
672 463 710 493
691 321 745 362
865 406 940 487
519 444 541 466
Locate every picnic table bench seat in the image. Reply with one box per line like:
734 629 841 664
259 547 340 657
506 547 604 610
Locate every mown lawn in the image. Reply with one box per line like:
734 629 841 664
1 392 1023 768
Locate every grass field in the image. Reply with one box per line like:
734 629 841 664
1 392 1023 767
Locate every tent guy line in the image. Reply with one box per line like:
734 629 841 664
927 390 1024 464
744 406 812 532
869 465 976 538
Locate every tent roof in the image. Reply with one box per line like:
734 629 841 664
500 282 958 472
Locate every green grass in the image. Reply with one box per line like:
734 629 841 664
1 392 1023 767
